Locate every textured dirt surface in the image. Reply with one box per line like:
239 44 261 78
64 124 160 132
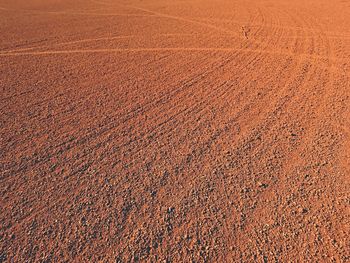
1 0 350 262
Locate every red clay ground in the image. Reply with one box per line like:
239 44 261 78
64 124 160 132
0 0 349 262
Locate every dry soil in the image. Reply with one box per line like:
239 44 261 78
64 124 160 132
0 0 349 262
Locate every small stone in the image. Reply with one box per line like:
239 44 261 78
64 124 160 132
299 207 308 214
257 182 268 188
